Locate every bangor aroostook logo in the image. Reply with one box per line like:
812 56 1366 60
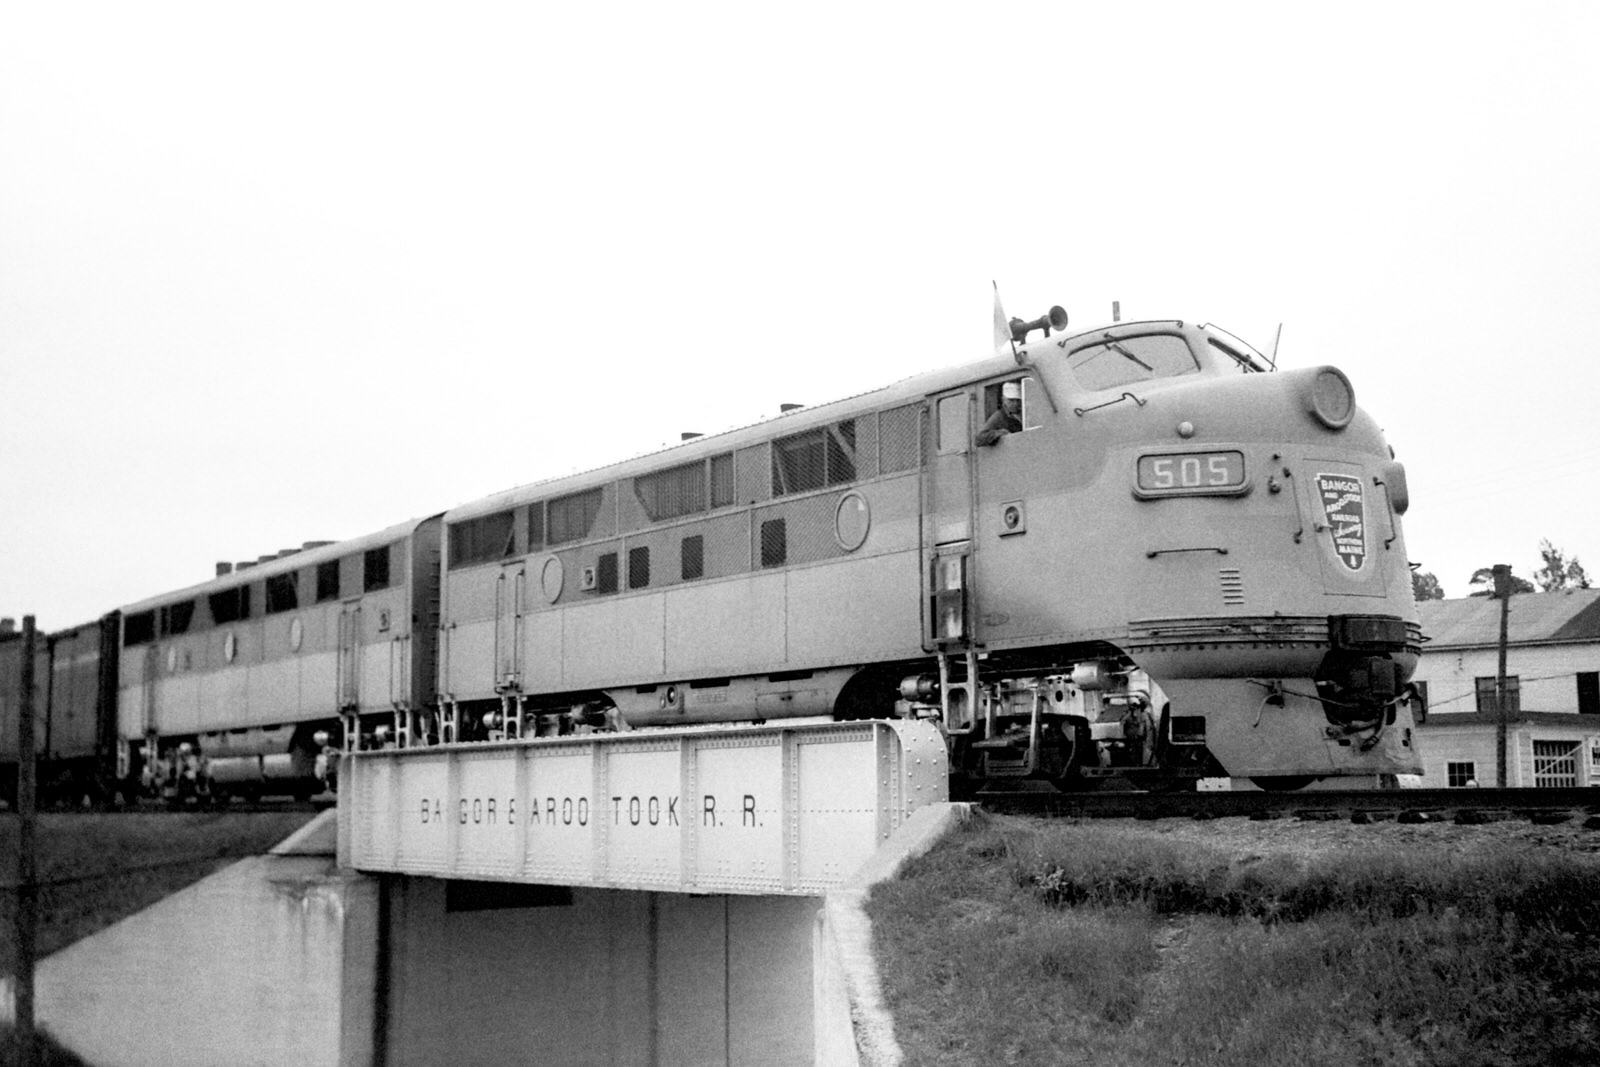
1316 474 1366 572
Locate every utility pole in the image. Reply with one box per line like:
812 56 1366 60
1493 565 1512 787
15 615 39 1067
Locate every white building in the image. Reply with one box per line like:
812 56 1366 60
1412 588 1600 787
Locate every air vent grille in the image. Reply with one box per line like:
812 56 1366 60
1219 567 1245 606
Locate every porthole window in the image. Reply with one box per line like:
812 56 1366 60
539 556 564 604
835 492 870 551
290 618 304 652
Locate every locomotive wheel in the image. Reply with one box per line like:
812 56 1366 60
1047 718 1099 792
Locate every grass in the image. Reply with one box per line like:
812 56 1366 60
0 811 317 976
1 810 316 1065
867 812 1600 1066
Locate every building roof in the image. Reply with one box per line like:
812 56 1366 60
1417 588 1600 649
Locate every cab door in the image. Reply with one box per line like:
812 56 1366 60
922 389 978 649
493 561 525 692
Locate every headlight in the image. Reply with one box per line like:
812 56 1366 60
1304 366 1355 430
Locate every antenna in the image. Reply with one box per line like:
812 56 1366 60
1268 323 1283 371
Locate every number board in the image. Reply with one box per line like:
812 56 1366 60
1135 450 1247 497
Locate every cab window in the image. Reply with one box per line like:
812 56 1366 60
980 378 1039 432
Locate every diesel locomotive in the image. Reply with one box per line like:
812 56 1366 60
7 306 1424 802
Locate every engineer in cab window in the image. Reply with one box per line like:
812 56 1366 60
976 380 1023 446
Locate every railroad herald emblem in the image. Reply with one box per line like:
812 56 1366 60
1316 474 1366 571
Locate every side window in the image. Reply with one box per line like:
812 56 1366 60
124 610 156 647
681 535 705 580
209 586 250 624
977 379 1031 445
160 600 196 635
449 511 516 569
528 503 545 552
710 453 735 508
364 545 392 592
265 573 299 614
595 552 619 594
549 489 604 545
628 546 650 589
760 519 787 568
772 420 856 496
936 395 968 455
1021 378 1043 430
316 560 340 602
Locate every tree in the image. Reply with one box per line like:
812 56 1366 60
1534 539 1591 592
1469 567 1535 598
1411 570 1445 601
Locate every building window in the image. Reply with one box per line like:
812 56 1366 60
760 519 787 567
1579 672 1599 716
595 552 619 594
316 560 340 602
1533 740 1580 788
1412 680 1429 723
1474 676 1520 714
681 535 704 581
265 573 299 614
449 511 516 569
364 545 392 592
549 488 604 545
628 546 650 589
1446 761 1476 788
772 420 856 496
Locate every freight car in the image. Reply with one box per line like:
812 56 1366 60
0 614 119 807
78 304 1422 798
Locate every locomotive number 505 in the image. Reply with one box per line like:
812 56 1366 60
1136 451 1246 496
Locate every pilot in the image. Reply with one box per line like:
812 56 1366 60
976 381 1024 446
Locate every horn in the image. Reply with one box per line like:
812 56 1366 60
1008 305 1069 344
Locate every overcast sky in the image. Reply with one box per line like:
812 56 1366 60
4 2 1599 631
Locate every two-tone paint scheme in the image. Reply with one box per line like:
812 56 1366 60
426 317 1421 789
116 517 441 798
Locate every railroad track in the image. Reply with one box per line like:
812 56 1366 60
978 786 1600 823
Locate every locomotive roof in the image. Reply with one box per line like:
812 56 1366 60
446 319 1190 522
119 514 442 614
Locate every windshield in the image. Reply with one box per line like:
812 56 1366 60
1200 324 1270 373
1064 333 1199 391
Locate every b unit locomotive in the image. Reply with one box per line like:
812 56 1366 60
8 306 1423 802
